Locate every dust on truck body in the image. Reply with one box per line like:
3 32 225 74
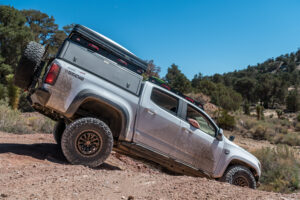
14 24 261 189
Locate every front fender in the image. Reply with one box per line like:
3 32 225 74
214 153 261 179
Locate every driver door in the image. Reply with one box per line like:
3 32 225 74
171 103 224 174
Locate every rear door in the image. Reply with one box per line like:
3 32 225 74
134 85 182 156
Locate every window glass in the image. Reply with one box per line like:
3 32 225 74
186 105 216 136
151 88 179 114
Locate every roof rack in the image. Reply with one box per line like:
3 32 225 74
148 76 204 110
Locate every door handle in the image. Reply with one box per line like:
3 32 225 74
183 127 193 134
146 109 156 115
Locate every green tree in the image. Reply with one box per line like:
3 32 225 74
143 60 161 79
165 64 192 93
21 9 58 45
234 77 256 103
0 6 33 72
63 23 75 35
286 89 300 112
191 72 203 88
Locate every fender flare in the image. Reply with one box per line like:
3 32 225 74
64 89 129 139
214 155 260 179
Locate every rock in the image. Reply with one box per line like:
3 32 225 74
128 196 134 200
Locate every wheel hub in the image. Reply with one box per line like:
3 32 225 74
233 176 249 187
76 131 101 156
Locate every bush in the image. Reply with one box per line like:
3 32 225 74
273 133 300 146
0 100 31 134
252 126 267 140
256 105 264 120
276 109 283 119
286 90 300 112
243 102 250 115
243 119 257 130
6 74 20 110
297 114 300 122
295 122 300 132
0 100 54 134
216 110 235 130
27 116 55 133
253 146 299 193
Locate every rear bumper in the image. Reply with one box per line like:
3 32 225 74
29 87 51 106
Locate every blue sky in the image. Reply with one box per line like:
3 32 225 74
2 0 300 79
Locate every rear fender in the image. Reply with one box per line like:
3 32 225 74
64 89 130 140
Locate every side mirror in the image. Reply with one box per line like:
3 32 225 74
216 128 223 141
188 118 200 129
229 135 235 142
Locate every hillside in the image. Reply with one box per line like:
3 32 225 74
0 132 299 200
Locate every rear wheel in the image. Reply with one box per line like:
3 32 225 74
61 117 113 167
220 165 256 189
14 41 45 89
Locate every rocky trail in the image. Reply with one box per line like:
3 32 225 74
0 132 299 200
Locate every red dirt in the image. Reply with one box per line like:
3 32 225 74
0 132 299 200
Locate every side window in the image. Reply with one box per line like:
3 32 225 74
151 88 179 114
186 105 216 136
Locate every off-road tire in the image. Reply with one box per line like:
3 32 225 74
220 165 256 189
61 117 113 167
53 120 66 145
14 41 45 89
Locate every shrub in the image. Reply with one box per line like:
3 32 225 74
243 119 257 130
6 74 20 110
295 122 300 132
297 114 300 122
27 116 54 133
253 146 299 193
286 90 300 112
276 109 283 119
243 102 250 115
216 110 235 130
273 133 300 146
256 105 264 120
0 100 54 134
252 126 267 140
0 100 31 134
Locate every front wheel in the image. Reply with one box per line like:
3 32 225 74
61 117 113 167
220 165 257 189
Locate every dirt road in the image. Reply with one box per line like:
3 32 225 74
0 132 299 200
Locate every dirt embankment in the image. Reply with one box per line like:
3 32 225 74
0 132 299 200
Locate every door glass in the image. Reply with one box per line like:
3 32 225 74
186 105 216 136
151 88 179 114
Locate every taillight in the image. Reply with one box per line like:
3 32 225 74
45 63 60 85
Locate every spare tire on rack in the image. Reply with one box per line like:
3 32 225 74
14 41 45 90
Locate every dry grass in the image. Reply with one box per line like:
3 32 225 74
0 100 54 134
253 145 300 193
235 113 300 146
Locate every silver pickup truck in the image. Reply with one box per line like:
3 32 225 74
14 25 261 189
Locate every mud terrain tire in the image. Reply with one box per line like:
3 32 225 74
61 117 113 167
14 41 45 89
53 120 66 145
221 165 256 189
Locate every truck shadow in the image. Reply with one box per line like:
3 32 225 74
0 143 121 171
